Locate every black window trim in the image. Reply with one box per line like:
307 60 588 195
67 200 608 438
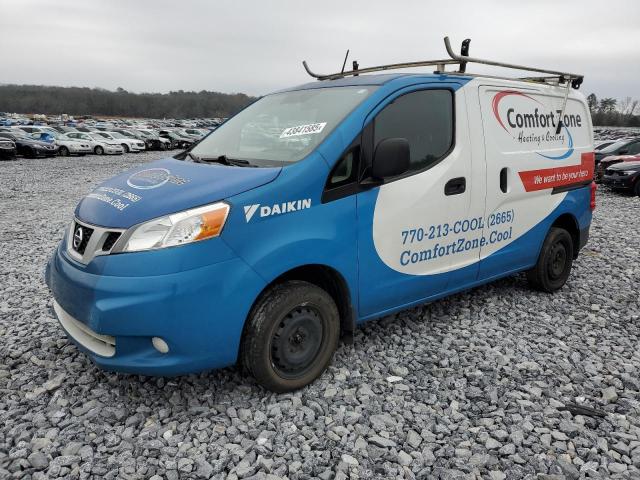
321 85 457 203
369 87 456 184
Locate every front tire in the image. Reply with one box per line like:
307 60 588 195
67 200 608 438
59 146 69 157
527 227 574 293
121 143 130 153
634 181 640 197
241 281 340 392
94 146 104 155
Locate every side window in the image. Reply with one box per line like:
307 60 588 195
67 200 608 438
627 142 640 155
373 89 453 173
327 147 358 188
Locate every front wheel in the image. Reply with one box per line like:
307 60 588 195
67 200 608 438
241 281 340 392
121 143 130 153
527 227 574 293
634 181 640 197
94 146 104 155
59 146 69 157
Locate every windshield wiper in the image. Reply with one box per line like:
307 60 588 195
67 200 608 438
196 154 256 167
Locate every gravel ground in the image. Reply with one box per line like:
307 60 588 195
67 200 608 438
1 151 639 480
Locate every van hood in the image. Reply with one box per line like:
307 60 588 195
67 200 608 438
75 158 281 228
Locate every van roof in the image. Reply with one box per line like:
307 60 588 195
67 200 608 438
280 72 472 93
280 70 583 94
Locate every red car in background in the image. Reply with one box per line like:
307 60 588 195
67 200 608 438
595 154 640 182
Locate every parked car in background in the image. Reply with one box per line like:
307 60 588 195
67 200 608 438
29 132 92 157
602 161 640 196
0 137 16 160
180 128 208 140
133 129 170 150
595 138 640 165
50 125 79 134
15 125 60 136
111 129 166 151
595 154 640 181
66 132 124 155
94 132 145 153
595 140 617 151
158 130 194 149
0 132 58 158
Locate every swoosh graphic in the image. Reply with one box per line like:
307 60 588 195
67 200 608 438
537 125 574 160
492 90 542 133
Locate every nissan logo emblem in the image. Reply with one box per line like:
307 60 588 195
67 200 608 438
73 227 83 249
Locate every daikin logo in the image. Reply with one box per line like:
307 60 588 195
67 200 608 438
244 199 312 222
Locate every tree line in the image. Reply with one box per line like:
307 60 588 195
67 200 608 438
0 84 256 119
587 93 640 127
1 84 638 127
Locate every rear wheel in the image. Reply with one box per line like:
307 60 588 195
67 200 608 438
59 146 69 157
634 181 640 197
94 146 104 155
241 281 340 392
527 227 574 293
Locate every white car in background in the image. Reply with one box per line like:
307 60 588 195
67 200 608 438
29 132 92 157
65 132 124 155
95 131 145 153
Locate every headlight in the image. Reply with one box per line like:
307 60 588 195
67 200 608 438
623 170 638 175
121 202 230 252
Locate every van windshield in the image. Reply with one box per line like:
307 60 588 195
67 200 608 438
189 86 377 166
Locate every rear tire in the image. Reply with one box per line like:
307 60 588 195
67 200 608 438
94 146 104 155
634 181 640 197
527 227 574 293
241 281 340 392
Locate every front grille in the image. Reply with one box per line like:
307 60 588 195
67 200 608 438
102 232 121 251
72 223 94 254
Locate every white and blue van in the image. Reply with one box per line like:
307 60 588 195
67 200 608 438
46 40 596 391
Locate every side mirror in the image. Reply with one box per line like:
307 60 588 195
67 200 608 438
371 138 410 180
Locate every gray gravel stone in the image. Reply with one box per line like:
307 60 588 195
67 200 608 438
27 452 48 470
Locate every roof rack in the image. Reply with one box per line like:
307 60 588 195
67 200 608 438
302 36 584 90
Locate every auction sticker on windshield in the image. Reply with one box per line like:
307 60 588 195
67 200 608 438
280 122 327 138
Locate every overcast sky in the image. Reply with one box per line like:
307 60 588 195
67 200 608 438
1 0 638 100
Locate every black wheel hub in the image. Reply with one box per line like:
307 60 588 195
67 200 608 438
548 242 567 279
271 306 323 378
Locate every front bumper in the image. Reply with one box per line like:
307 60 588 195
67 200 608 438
35 147 58 157
45 238 266 375
0 147 16 159
602 174 637 190
104 146 123 154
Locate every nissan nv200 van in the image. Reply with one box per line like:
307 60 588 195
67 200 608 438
46 39 595 391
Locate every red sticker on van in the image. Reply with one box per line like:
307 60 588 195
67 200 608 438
519 152 594 192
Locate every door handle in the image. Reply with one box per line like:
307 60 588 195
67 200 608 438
444 177 466 196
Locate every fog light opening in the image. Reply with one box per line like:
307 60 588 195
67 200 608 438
152 337 169 354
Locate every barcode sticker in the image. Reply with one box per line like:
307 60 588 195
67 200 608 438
280 122 327 138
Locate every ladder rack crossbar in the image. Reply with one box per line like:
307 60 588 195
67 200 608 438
302 37 584 88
